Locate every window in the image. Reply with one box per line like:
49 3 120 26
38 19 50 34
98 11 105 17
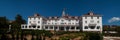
38 26 40 28
85 26 88 29
22 26 24 28
38 18 40 19
55 27 58 29
85 21 87 23
25 26 27 28
29 21 31 23
55 23 57 25
50 27 53 29
91 16 93 19
68 23 71 25
97 26 100 29
61 20 64 22
61 23 64 24
71 27 75 29
76 27 80 29
72 23 74 24
68 20 71 21
97 16 99 19
29 18 31 20
32 26 36 28
76 23 79 25
29 26 31 28
97 21 99 23
85 17 87 19
34 18 36 20
90 20 94 23
38 21 40 23
48 23 50 24
76 20 78 21
45 26 48 29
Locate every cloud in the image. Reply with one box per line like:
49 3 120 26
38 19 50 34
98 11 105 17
108 17 120 23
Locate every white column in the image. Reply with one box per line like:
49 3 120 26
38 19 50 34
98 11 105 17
75 26 76 31
64 26 66 31
53 26 54 30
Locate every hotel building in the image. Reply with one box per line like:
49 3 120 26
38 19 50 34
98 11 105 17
21 10 102 32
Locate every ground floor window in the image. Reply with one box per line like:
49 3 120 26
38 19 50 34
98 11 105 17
25 26 27 28
50 26 53 29
22 26 24 28
45 26 48 29
38 26 40 28
54 27 58 29
29 26 31 28
89 26 95 29
85 26 88 29
97 26 100 29
32 26 36 28
71 27 75 29
76 27 80 29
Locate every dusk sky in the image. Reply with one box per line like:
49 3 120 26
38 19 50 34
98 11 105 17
0 0 120 25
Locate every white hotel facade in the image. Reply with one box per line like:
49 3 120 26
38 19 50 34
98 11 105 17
21 10 102 32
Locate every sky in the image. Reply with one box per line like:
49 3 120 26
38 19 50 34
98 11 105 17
0 0 120 25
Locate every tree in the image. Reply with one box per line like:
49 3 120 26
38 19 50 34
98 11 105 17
10 14 26 38
14 14 26 24
0 16 9 33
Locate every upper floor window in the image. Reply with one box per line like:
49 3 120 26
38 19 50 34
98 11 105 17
29 18 31 20
34 17 36 20
38 21 40 23
91 16 93 19
85 17 87 19
61 23 64 24
85 21 87 23
97 21 99 23
97 16 99 19
48 23 50 24
61 20 64 22
68 20 71 22
38 17 40 19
